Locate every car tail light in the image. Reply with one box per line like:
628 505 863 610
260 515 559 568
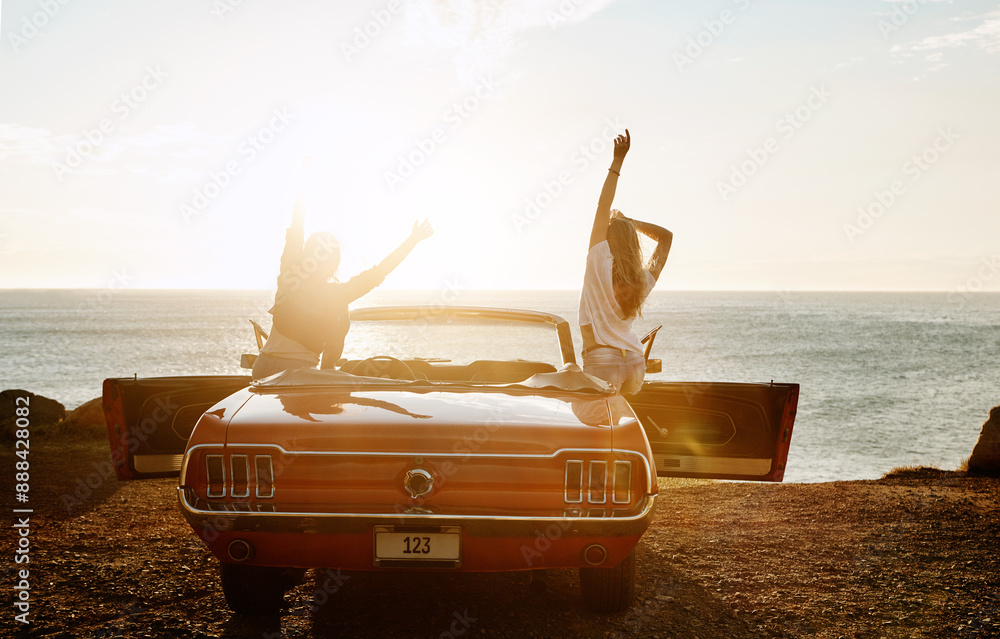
564 460 583 503
565 458 635 507
588 461 607 504
612 461 632 504
231 454 250 498
196 451 275 500
254 455 274 498
206 454 226 498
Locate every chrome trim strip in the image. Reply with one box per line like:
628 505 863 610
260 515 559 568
132 454 183 474
224 444 624 460
230 455 249 498
655 455 774 477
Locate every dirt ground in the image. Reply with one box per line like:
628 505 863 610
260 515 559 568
3 440 998 639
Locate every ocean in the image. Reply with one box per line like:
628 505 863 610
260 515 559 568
2 289 997 484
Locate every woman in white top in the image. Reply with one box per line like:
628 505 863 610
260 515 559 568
578 129 673 396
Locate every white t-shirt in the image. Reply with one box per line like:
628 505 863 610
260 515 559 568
578 240 656 356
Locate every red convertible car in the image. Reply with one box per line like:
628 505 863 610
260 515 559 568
103 306 798 614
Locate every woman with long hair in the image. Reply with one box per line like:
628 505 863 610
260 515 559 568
251 186 432 381
578 129 672 396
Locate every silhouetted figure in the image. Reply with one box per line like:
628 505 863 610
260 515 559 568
252 187 432 380
578 129 672 396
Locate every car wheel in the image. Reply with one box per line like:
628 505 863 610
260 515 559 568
221 563 298 615
579 549 636 613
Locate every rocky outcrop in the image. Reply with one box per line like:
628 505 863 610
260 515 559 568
0 389 66 440
61 397 107 439
967 405 1000 476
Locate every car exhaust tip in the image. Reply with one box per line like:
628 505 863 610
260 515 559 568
582 544 607 566
227 539 254 562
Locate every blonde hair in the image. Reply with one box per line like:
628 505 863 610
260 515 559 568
607 213 646 319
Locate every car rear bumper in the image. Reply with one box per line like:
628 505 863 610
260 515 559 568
177 488 655 538
178 488 655 571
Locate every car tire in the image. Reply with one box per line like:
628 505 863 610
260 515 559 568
220 563 295 615
579 549 636 613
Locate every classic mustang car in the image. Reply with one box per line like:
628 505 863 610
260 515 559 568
102 306 798 615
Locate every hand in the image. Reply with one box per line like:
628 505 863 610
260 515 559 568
410 219 434 242
613 128 630 160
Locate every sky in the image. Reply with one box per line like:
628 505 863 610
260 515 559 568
0 0 998 292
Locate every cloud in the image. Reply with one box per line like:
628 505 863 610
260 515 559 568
904 9 1000 55
402 0 620 84
0 123 57 160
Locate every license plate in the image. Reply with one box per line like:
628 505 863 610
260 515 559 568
374 527 461 562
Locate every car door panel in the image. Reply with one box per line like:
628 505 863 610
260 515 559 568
103 375 250 480
629 381 798 481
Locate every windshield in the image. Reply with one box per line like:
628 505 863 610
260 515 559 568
341 318 565 366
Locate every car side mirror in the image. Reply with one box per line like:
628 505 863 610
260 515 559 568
640 325 662 367
240 353 258 370
645 358 661 374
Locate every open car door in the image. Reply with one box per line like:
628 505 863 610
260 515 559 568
629 381 799 482
103 375 251 480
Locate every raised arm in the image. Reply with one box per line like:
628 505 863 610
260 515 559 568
342 220 434 301
290 157 312 232
376 220 433 276
589 129 630 249
289 191 306 233
631 217 673 280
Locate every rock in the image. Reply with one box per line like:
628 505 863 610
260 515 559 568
967 405 1000 476
60 397 107 439
0 389 66 440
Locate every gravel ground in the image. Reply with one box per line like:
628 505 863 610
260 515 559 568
3 441 998 639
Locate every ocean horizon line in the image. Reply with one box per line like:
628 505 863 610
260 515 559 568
3 287 999 295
